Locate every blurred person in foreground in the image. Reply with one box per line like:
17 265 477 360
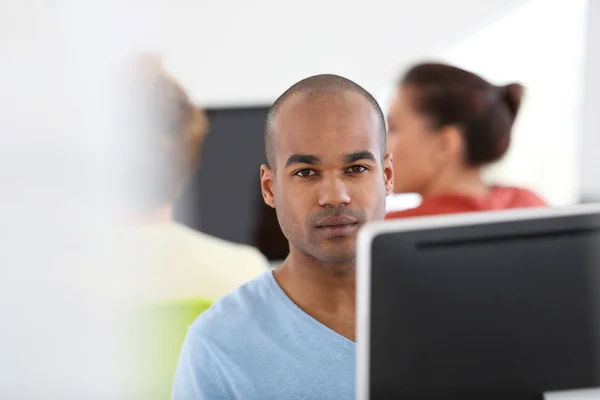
386 62 546 220
112 55 271 399
172 74 394 399
115 55 268 302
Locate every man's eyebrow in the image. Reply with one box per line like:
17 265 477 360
284 154 321 168
342 151 377 164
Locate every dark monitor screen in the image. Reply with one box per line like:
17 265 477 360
357 205 600 400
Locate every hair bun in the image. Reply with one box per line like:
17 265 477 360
502 83 525 118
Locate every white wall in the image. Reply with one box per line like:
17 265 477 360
435 0 587 206
133 0 527 107
581 0 600 201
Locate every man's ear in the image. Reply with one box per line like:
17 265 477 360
382 152 394 196
260 164 276 208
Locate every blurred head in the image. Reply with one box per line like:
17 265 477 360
386 62 524 195
261 75 394 268
119 55 209 213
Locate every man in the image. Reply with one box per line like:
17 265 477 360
172 74 394 399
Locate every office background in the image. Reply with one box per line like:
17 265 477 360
159 0 596 247
2 1 600 396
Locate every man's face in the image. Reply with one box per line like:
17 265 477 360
261 91 394 266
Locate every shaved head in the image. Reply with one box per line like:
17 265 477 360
265 74 386 168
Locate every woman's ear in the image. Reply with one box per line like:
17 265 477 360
434 125 465 165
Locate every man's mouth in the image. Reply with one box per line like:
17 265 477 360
315 216 359 238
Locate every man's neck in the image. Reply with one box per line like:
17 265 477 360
274 249 356 341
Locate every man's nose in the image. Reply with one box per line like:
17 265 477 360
318 175 351 208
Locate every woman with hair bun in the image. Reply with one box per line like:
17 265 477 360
385 62 546 219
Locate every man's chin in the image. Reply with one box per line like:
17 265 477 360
321 258 356 276
314 248 357 266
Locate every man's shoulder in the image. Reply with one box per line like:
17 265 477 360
187 270 277 342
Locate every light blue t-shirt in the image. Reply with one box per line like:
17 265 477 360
172 270 356 399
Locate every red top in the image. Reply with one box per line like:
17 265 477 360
386 186 547 220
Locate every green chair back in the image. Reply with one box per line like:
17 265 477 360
132 298 213 399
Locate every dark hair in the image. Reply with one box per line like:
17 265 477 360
400 62 524 166
121 55 209 211
253 188 289 260
265 74 386 168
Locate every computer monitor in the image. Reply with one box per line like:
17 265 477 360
357 205 600 400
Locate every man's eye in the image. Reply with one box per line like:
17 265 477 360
346 165 368 173
294 169 316 177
